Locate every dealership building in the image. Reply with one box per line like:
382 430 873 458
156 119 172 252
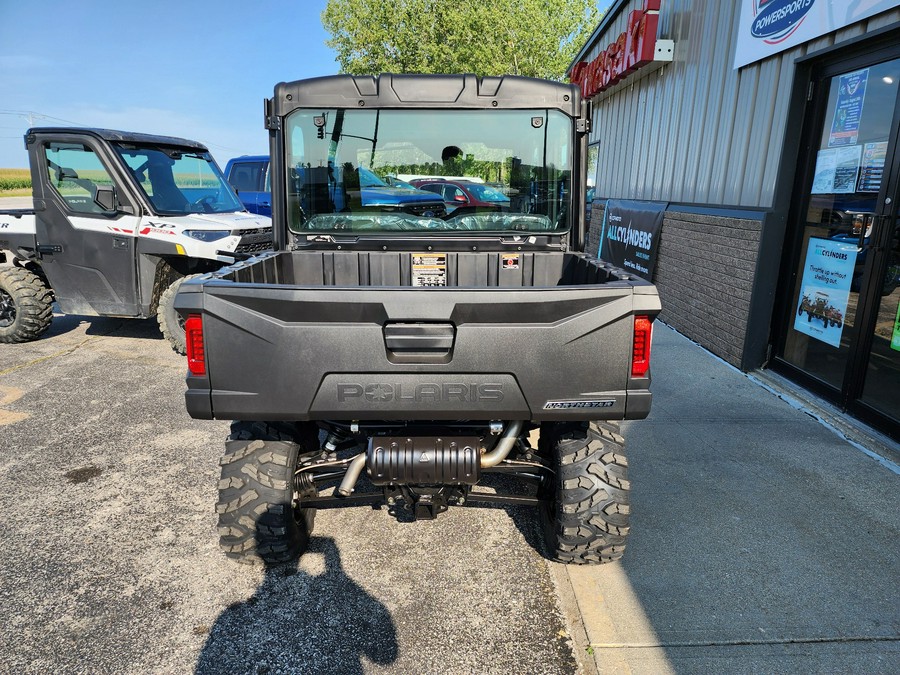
570 0 900 439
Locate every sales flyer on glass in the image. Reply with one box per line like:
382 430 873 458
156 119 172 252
858 141 888 193
812 145 863 194
829 69 869 147
794 237 859 348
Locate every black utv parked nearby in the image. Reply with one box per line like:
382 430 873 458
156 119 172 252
177 74 661 565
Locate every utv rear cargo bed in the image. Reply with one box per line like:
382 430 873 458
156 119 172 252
179 250 658 422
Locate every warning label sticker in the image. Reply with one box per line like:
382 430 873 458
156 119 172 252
502 254 520 270
412 253 447 287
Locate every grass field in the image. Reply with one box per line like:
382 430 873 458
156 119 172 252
0 167 218 198
0 168 32 196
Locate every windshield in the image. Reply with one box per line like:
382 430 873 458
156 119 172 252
114 144 244 216
284 108 572 234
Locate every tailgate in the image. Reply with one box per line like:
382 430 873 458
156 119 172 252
179 281 660 422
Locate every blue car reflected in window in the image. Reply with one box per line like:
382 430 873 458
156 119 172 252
225 156 446 220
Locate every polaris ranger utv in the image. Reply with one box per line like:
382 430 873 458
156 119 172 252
0 128 272 352
177 74 661 565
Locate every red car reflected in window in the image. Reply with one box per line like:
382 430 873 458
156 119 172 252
411 179 510 213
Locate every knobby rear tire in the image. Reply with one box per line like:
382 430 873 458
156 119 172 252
157 274 201 355
0 266 54 343
216 421 320 565
539 421 631 564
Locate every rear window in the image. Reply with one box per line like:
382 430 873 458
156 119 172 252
284 108 573 235
229 161 264 192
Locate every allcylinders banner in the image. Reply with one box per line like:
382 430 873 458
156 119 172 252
599 200 665 281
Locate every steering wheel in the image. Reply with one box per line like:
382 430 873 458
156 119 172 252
193 195 216 213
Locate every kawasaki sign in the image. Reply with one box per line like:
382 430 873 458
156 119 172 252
569 0 663 99
734 0 899 69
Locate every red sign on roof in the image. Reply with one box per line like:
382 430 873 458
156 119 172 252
570 0 661 99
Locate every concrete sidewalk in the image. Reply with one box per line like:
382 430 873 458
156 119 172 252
564 324 899 674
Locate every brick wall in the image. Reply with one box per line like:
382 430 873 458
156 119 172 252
588 201 764 368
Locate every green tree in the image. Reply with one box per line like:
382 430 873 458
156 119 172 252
322 0 599 81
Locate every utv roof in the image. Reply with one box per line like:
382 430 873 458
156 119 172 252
271 73 581 117
26 127 208 151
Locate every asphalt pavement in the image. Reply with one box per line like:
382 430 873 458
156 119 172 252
0 313 576 674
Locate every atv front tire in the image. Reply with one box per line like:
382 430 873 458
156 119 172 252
216 421 320 565
157 274 201 354
539 421 631 564
0 266 53 343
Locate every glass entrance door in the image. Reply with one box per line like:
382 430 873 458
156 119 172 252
859 204 900 421
775 52 900 439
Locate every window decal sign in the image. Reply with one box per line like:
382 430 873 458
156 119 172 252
892 302 900 352
794 237 858 348
811 145 862 195
858 141 888 193
829 69 869 147
735 1 900 69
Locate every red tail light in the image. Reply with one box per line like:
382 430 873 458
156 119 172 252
631 315 653 378
185 314 206 376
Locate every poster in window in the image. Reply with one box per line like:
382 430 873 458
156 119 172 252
892 302 900 352
858 141 887 193
829 69 868 147
794 237 858 348
810 145 862 195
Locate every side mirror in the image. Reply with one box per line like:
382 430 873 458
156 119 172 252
93 184 118 213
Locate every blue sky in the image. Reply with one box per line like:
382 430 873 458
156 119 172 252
0 0 338 168
0 1 612 169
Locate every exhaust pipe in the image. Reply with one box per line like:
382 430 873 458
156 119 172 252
335 421 524 496
337 453 367 497
479 420 523 467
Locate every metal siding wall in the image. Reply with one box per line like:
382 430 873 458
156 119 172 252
628 74 646 196
685 0 724 201
670 5 700 200
741 57 780 206
870 8 900 29
760 46 804 201
641 73 662 196
587 1 900 208
723 65 759 205
692 3 736 204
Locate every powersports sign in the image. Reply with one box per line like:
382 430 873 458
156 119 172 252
734 0 900 69
598 200 665 282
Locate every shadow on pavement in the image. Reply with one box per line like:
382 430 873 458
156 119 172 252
195 536 398 675
39 311 165 343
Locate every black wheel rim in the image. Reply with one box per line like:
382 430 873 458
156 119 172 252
0 289 15 328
